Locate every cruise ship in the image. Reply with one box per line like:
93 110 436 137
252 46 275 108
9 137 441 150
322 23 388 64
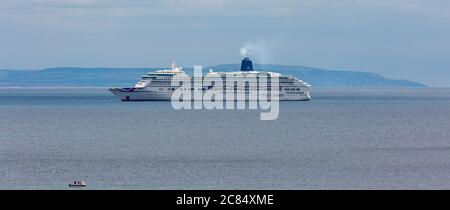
109 58 311 101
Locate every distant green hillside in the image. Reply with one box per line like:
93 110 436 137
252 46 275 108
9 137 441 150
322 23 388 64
0 64 426 87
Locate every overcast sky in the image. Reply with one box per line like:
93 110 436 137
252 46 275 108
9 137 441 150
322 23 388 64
1 0 449 86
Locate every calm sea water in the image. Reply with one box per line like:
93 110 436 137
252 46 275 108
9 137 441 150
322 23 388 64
0 88 449 189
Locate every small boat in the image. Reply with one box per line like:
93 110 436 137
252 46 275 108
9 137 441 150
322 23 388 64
69 180 87 187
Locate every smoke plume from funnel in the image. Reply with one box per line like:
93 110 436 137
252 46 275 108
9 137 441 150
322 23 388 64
239 40 270 64
240 48 247 57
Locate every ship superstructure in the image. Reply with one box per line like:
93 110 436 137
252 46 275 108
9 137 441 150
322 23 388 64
109 58 311 101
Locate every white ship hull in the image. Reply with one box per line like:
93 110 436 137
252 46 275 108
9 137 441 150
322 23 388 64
109 89 174 101
109 88 311 101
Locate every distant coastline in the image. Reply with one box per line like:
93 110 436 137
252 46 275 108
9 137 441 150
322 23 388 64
0 64 427 88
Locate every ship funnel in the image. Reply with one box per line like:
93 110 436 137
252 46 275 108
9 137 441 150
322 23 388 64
240 57 253 71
